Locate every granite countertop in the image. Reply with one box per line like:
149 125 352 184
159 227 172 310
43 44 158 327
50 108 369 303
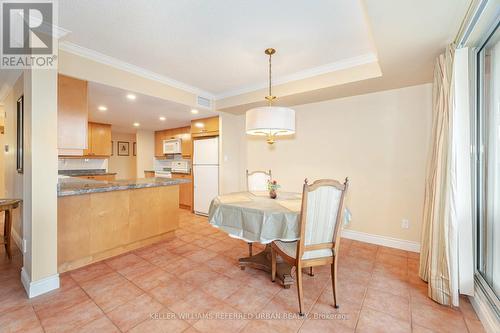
59 169 117 176
58 177 191 197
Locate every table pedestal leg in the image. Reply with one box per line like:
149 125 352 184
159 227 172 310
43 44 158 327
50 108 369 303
238 244 294 289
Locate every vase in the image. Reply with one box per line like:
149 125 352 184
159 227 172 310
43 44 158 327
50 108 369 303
269 189 277 199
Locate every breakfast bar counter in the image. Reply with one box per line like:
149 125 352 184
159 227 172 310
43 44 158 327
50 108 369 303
58 176 190 197
57 177 190 272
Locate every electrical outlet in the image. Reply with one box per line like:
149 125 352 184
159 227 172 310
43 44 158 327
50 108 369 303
401 219 410 229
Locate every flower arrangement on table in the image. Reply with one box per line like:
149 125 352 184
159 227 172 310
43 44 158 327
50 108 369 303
267 180 281 199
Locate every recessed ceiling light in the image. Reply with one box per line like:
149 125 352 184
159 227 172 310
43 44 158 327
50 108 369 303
98 105 107 111
126 94 137 100
191 109 199 114
133 122 140 127
159 116 166 121
194 122 204 128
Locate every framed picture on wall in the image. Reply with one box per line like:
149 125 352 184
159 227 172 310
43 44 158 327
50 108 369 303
133 142 136 156
118 141 129 156
111 141 114 156
16 96 24 173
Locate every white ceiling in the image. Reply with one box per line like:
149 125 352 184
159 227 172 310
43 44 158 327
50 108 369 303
88 81 217 133
0 0 470 115
58 0 376 97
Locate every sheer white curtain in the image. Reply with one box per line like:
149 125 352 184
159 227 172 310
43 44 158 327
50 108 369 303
420 45 478 306
419 45 459 306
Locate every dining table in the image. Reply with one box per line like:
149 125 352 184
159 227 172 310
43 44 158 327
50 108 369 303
208 191 302 288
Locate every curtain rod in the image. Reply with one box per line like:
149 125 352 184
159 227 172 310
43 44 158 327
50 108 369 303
454 0 489 48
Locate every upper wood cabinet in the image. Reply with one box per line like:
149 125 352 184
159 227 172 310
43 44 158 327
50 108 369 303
178 126 192 157
84 122 112 156
154 130 166 157
58 75 88 153
191 116 219 138
155 126 192 157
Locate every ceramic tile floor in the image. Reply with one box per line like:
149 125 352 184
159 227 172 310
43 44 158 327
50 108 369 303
0 210 486 332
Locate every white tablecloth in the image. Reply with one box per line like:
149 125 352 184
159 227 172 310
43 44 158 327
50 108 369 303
208 192 302 244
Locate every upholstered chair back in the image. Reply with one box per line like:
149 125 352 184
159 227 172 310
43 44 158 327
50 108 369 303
246 170 272 192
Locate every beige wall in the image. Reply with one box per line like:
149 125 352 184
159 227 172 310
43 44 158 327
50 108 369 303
109 132 137 179
2 75 24 244
136 130 155 178
219 112 247 194
221 84 432 243
2 69 59 289
0 105 5 197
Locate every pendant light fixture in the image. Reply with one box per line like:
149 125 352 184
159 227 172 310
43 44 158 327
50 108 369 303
245 48 295 144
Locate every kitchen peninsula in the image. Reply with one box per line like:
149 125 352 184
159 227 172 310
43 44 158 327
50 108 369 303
57 177 189 272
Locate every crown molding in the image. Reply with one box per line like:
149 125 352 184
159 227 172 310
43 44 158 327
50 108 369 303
59 42 378 103
214 52 379 100
59 41 215 99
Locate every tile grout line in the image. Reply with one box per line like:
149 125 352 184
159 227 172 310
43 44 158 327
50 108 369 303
72 268 125 332
353 245 379 331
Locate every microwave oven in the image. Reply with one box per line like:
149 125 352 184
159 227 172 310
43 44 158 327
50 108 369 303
163 138 182 154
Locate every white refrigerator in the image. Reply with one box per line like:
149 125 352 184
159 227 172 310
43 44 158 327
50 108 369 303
193 137 219 215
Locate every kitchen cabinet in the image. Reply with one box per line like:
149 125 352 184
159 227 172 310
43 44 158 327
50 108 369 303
155 126 192 157
84 122 112 156
172 173 192 210
191 116 219 138
58 75 88 155
154 130 167 157
178 127 192 157
144 171 155 178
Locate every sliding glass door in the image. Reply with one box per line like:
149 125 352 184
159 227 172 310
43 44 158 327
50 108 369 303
476 22 500 314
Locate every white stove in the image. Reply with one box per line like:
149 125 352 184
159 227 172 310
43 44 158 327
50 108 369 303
154 170 172 178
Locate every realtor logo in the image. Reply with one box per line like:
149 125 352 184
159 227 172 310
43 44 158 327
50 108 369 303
1 0 57 68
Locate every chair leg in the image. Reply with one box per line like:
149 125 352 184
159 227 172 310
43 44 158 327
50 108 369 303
309 267 314 276
331 258 339 308
271 247 276 282
4 209 12 260
296 264 305 316
248 242 253 256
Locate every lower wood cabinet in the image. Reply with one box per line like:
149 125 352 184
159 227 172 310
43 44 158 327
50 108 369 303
58 185 179 272
172 173 192 210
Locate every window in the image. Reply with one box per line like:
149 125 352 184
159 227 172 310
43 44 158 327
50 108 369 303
476 21 500 314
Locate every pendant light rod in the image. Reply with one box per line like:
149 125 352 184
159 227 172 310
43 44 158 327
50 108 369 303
265 48 276 104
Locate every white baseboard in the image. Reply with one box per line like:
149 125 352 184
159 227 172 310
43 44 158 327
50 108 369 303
469 285 500 333
21 267 60 298
341 229 420 253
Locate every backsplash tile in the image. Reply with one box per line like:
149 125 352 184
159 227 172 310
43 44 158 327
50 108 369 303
58 158 108 171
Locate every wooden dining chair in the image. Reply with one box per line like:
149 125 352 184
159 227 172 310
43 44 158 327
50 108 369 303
271 178 349 315
244 170 272 256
